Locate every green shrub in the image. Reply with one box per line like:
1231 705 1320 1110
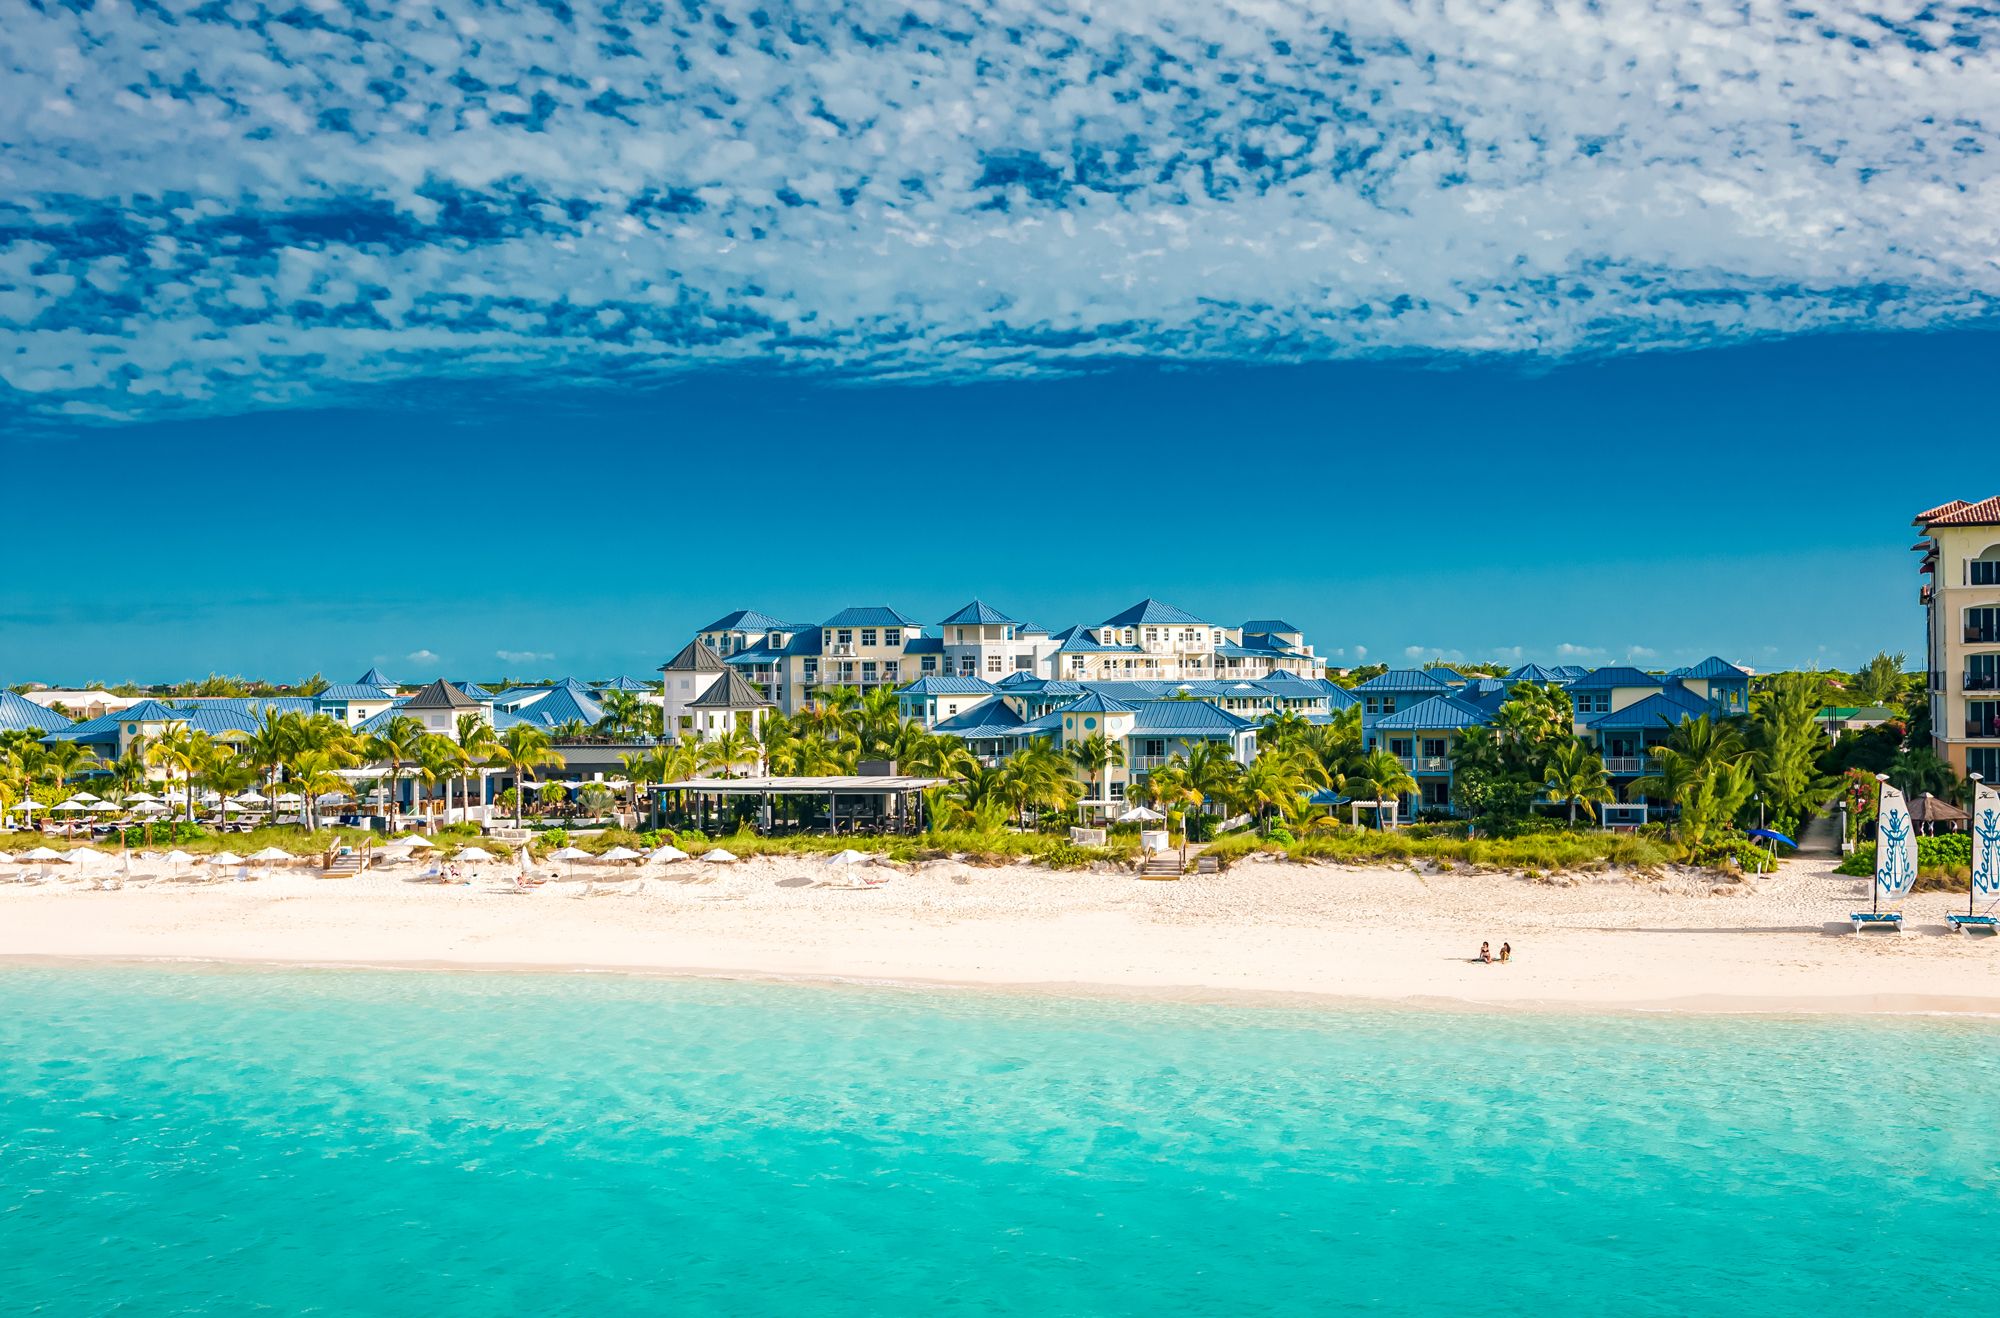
1839 834 1974 878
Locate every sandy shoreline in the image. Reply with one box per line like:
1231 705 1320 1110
5 852 2000 1017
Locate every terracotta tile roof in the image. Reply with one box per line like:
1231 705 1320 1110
1919 497 2000 527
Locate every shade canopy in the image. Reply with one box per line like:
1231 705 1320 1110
824 849 868 866
1909 793 1970 825
1118 806 1164 822
547 846 590 861
210 851 246 866
246 847 294 861
1745 828 1799 848
454 846 496 862
702 849 739 863
597 846 642 862
644 845 690 864
22 846 67 861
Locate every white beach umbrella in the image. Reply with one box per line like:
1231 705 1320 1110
397 835 435 849
52 800 91 813
597 846 642 863
1118 806 1164 822
133 801 168 815
162 849 195 865
89 799 121 812
235 791 268 804
824 849 868 867
68 846 107 863
246 847 294 862
547 846 590 861
222 800 256 813
274 793 304 805
22 846 66 862
71 791 101 802
643 845 689 865
702 849 738 864
210 851 246 867
12 801 44 814
454 846 495 863
125 792 162 804
0 852 15 865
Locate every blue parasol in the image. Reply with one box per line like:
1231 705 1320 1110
1746 828 1798 848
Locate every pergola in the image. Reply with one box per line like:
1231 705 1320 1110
649 775 946 835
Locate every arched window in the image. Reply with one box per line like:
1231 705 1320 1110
1971 544 2000 586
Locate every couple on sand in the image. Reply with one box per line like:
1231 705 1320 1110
1478 941 1512 964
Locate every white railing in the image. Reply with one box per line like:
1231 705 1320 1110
1603 757 1650 774
1132 755 1169 771
826 644 856 657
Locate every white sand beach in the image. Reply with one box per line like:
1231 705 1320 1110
6 851 2000 1014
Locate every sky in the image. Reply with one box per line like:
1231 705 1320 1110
3 1 1997 683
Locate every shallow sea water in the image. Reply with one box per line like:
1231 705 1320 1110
2 965 1994 1315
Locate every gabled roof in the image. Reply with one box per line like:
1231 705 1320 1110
784 630 823 657
1586 686 1711 730
1240 618 1302 635
40 710 124 744
1918 497 2000 527
821 605 921 629
1506 663 1565 683
690 668 776 709
356 667 397 689
317 683 398 702
107 699 190 723
934 697 1028 739
451 681 494 699
593 675 653 691
1353 669 1450 694
1056 691 1136 716
899 675 997 697
940 599 1018 626
698 609 804 634
1666 656 1750 681
353 703 411 736
1569 666 1662 690
0 690 73 733
504 685 604 729
402 679 483 711
1553 666 1591 680
1425 667 1468 683
1373 694 1494 731
1130 699 1253 735
995 670 1043 688
660 640 726 674
1100 598 1210 628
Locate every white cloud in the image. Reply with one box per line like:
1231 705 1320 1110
406 649 441 665
1626 645 1659 660
4 1 1998 420
496 649 553 663
1555 642 1605 659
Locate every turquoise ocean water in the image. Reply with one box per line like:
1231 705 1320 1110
3 966 1995 1316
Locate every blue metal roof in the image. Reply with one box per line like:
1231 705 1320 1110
1240 619 1302 635
940 599 1018 626
41 712 123 744
900 675 996 696
1049 626 1141 654
784 630 823 657
1586 686 1711 730
1425 667 1468 683
1570 666 1663 690
995 670 1042 688
697 609 806 634
1056 691 1137 715
724 642 785 666
821 605 921 629
934 697 1028 738
593 676 653 691
506 686 604 730
1553 665 1591 680
0 690 72 733
1373 694 1494 731
1352 669 1450 693
902 635 944 655
1506 663 1565 683
1099 599 1210 628
355 667 397 688
318 683 397 702
1129 700 1253 735
1666 656 1751 681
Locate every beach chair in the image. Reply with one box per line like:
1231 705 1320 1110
1850 911 1903 934
1946 914 1999 935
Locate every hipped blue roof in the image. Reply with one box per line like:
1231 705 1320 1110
934 697 1028 738
1372 695 1494 731
356 667 397 688
940 600 1018 626
1570 666 1663 690
698 609 806 634
0 690 72 733
821 605 921 628
1130 700 1253 735
1667 656 1751 681
1586 686 1711 730
1100 599 1210 628
318 683 397 702
1240 619 1302 635
900 675 996 696
1353 669 1450 693
1057 691 1137 715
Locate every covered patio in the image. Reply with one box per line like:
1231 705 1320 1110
649 775 945 835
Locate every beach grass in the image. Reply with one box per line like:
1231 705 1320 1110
1201 826 1678 873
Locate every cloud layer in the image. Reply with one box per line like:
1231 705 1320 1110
4 0 1997 419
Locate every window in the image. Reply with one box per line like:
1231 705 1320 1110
860 629 877 647
1015 655 1032 670
1388 738 1413 758
802 660 817 682
885 629 902 647
884 661 899 682
1971 748 2000 780
959 658 976 677
922 656 938 675
1969 655 2000 691
1974 558 2000 586
861 662 878 682
1422 738 1447 759
1109 781 1126 800
986 655 1002 674
1969 701 2000 738
1575 690 1609 714
1969 608 2000 644
836 629 852 645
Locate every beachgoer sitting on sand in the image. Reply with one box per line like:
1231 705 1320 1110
1479 941 1491 964
1499 942 1511 964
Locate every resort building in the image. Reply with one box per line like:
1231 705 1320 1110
16 689 148 720
1913 498 2000 779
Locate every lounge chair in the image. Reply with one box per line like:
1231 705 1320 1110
1946 914 1999 935
1850 911 1903 934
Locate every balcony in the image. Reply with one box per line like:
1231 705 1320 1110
1965 721 2000 740
1132 755 1169 771
825 643 857 657
1966 673 2000 691
1603 756 1653 775
1396 756 1451 773
1965 627 2000 645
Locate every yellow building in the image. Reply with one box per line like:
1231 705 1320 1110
1914 497 2000 778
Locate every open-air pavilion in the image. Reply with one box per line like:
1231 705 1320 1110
649 775 946 835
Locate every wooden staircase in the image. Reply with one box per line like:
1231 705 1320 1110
323 851 363 877
1139 853 1185 879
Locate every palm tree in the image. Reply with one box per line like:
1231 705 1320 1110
596 689 644 740
490 724 565 826
699 728 759 779
1235 749 1315 834
287 750 348 834
453 714 500 822
1182 741 1245 820
1065 733 1124 818
1543 737 1614 824
146 721 202 823
362 714 427 832
40 741 101 796
415 734 467 826
1345 749 1418 828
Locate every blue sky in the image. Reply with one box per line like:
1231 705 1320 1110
3 1 1997 682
